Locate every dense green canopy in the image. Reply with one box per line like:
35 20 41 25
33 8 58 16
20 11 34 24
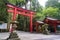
0 0 8 23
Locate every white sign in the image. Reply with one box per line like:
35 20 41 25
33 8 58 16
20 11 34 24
57 25 60 27
0 23 7 29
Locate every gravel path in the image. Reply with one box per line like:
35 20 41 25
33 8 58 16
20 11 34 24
0 31 60 40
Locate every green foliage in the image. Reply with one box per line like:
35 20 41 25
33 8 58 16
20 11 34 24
8 0 16 5
31 0 43 12
34 12 45 21
46 0 58 7
45 0 60 19
46 0 60 9
0 0 8 23
43 7 60 19
31 0 44 22
8 0 25 5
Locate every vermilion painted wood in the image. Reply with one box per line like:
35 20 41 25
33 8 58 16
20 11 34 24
7 10 14 12
8 10 31 16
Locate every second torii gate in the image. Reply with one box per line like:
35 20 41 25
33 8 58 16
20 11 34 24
7 3 35 32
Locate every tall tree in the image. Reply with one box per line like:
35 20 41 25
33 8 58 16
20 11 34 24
16 0 25 30
8 0 25 5
23 0 30 31
31 0 42 12
0 0 8 23
46 0 60 9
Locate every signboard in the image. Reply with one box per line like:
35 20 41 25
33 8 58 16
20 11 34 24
57 25 60 27
57 25 60 31
0 23 7 29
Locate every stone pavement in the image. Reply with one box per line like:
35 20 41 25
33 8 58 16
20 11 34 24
0 31 60 40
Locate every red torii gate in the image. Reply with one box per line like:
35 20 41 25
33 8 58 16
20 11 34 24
6 3 35 32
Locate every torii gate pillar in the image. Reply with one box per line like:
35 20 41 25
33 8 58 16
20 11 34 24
30 12 33 32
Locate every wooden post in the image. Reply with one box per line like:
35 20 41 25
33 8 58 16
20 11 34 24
13 8 17 21
54 22 57 32
36 23 38 32
30 12 33 32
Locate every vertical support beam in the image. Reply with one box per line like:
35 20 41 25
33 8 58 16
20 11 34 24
12 8 17 21
36 23 38 32
30 12 33 32
54 22 57 32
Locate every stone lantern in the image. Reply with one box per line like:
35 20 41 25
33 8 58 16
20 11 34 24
7 21 20 40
